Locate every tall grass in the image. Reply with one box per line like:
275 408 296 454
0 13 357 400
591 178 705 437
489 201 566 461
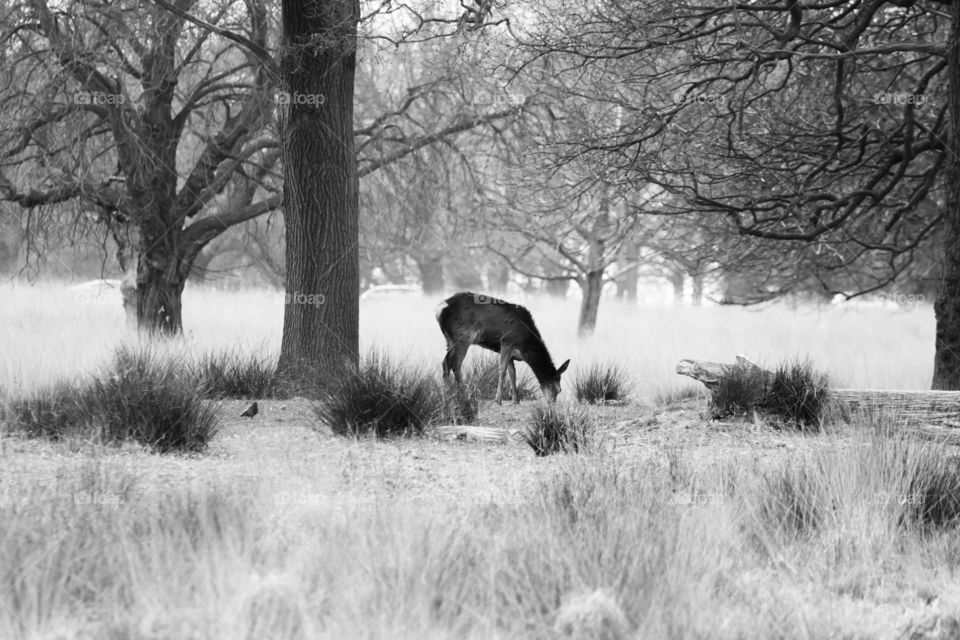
3 344 219 452
5 424 955 638
0 284 935 398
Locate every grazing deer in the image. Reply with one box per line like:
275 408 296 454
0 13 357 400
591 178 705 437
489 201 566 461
436 292 570 403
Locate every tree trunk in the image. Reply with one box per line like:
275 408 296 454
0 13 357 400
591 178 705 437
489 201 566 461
668 268 684 304
933 0 960 390
578 271 604 336
277 0 360 385
577 194 610 336
691 273 704 306
622 239 638 302
418 256 444 294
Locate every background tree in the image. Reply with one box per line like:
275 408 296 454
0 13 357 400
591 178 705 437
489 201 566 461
511 0 956 386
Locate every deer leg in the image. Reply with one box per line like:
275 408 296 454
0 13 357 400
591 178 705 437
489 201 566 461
506 359 519 404
496 350 511 405
448 341 470 384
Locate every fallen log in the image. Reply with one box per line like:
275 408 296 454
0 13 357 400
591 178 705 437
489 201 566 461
433 425 513 443
676 355 960 430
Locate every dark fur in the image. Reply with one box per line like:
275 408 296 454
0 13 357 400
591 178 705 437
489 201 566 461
436 292 569 401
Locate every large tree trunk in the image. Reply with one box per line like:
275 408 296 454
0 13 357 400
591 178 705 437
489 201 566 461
277 0 360 385
933 0 960 390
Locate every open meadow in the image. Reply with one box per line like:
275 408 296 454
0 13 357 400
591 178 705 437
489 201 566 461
2 283 959 640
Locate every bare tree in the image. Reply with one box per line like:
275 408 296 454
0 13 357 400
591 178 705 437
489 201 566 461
509 0 959 386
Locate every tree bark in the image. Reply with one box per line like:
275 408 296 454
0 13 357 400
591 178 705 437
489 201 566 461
668 268 684 304
933 0 960 390
622 238 638 302
578 270 603 336
577 194 610 336
691 273 704 306
277 0 360 385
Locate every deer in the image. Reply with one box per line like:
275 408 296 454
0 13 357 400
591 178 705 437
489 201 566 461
435 291 570 404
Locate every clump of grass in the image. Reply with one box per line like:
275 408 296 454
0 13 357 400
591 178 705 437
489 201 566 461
897 440 960 530
3 344 219 453
710 362 771 419
462 355 537 402
523 404 594 456
315 352 439 437
710 357 829 429
191 347 288 399
766 359 830 428
574 363 632 404
91 345 220 453
756 461 830 539
3 381 89 439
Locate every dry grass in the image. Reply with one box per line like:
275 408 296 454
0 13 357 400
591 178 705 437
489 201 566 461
0 283 953 639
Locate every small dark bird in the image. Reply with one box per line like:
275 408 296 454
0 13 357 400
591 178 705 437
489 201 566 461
240 402 259 418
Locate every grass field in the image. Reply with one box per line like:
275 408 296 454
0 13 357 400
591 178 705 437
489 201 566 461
1 282 955 639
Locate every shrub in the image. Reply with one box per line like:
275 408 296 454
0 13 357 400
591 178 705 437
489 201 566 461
899 441 960 529
3 345 219 453
710 357 829 429
191 347 288 399
4 381 90 439
709 362 771 419
315 352 439 437
765 359 830 428
462 355 537 402
90 345 220 453
574 363 632 404
523 404 593 456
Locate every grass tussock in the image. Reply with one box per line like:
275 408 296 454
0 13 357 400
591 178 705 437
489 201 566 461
191 347 289 399
523 403 594 456
711 357 829 429
3 344 219 453
574 362 633 405
315 351 443 437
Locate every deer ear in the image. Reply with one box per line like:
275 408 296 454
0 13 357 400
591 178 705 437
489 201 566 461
556 359 570 376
